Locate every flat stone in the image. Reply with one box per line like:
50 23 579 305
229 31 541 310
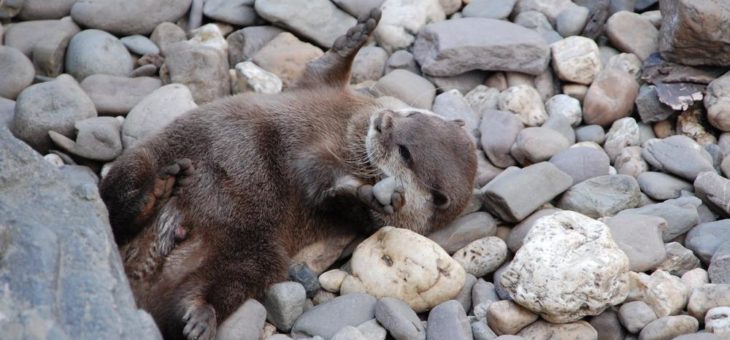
81 75 162 116
372 70 435 110
413 18 550 77
427 212 498 254
122 84 197 148
604 117 640 162
291 293 377 339
375 297 425 340
227 26 284 67
619 196 701 242
642 135 715 181
49 116 123 161
618 300 657 333
203 0 257 26
637 172 693 201
549 147 610 185
709 240 730 284
657 242 701 277
288 263 320 298
688 284 730 319
426 300 472 340
161 41 229 104
463 0 517 19
606 214 667 272
695 171 730 216
510 127 570 165
557 175 641 218
120 35 160 56
517 320 598 340
513 10 562 43
70 0 192 35
482 162 573 223
386 50 419 75
589 308 625 340
636 85 673 124
3 19 80 57
583 68 639 126
432 89 481 135
658 0 730 66
12 74 97 153
498 85 548 126
575 125 606 144
217 299 267 340
264 281 306 332
332 0 385 18
17 0 76 20
251 32 323 88
606 11 658 60
479 110 522 168
639 315 698 340
65 29 134 80
255 0 356 48
0 46 34 100
486 300 538 335
502 211 630 323
551 36 602 85
331 326 368 340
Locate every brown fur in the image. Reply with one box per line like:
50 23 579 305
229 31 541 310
99 10 476 340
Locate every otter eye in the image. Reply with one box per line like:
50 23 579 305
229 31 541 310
398 145 411 162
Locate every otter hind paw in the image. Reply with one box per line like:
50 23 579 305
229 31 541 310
182 303 216 340
332 8 382 58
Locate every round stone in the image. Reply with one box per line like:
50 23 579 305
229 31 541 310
65 29 134 80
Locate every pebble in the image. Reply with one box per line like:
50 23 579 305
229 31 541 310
264 281 306 332
255 0 355 48
161 41 229 104
705 71 730 132
453 237 508 277
122 83 197 148
705 306 730 336
502 211 629 323
292 293 376 339
642 136 715 181
332 0 385 18
472 279 499 320
357 319 387 340
471 321 497 340
709 240 730 284
638 315 698 340
227 26 284 66
374 0 445 52
583 68 639 126
150 22 187 56
17 0 75 20
550 36 601 85
432 90 480 135
372 70 435 110
463 0 516 20
657 242 701 277
479 110 522 168
556 5 590 37
606 214 667 272
498 85 548 126
385 50 419 75
622 197 701 242
604 117 640 162
636 85 673 124
589 308 625 340
0 46 34 100
688 284 730 320
506 208 561 253
517 320 598 340
618 301 657 334
455 274 477 313
558 175 641 218
81 75 162 116
351 46 388 84
427 212 497 254
605 11 658 60
545 94 582 126
414 18 550 77
513 10 562 43
542 110 576 144
4 19 80 58
331 326 368 340
347 227 465 313
549 146 610 185
319 269 348 294
694 172 730 216
637 172 693 201
510 127 570 164
482 162 572 223
685 220 730 264
12 74 97 153
252 32 323 88
70 0 192 35
486 300 538 335
233 61 283 95
627 270 689 318
426 300 472 340
120 35 160 56
216 299 267 340
202 0 257 26
375 297 425 340
49 116 123 161
575 125 606 144
65 29 134 80
614 146 647 177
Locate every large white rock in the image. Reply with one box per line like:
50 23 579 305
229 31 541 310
345 226 465 313
501 211 630 323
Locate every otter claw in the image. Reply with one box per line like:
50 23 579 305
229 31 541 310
182 304 216 340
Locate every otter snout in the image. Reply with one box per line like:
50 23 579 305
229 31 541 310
374 110 395 133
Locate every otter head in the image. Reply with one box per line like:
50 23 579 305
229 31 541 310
365 109 477 233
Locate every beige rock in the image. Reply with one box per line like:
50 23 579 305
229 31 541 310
562 83 588 102
452 236 508 277
705 306 730 336
687 284 730 319
375 0 445 52
606 11 659 61
681 268 709 291
501 211 630 323
638 315 698 340
486 300 538 335
626 270 690 318
499 85 548 126
657 242 701 277
189 23 228 55
550 36 601 85
517 320 598 340
251 32 324 88
706 71 730 132
605 53 643 80
346 227 465 312
319 269 348 293
583 69 639 126
233 61 282 95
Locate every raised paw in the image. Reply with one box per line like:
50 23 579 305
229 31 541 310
182 303 216 340
332 8 382 58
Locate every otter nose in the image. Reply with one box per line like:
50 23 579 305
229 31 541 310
375 110 394 133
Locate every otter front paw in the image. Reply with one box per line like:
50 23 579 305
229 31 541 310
358 177 405 215
182 303 216 340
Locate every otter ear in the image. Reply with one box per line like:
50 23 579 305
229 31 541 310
451 119 465 127
431 189 451 210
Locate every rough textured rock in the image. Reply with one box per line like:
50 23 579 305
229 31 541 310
583 68 639 126
695 171 730 216
657 242 701 277
688 284 730 319
426 300 472 340
374 0 445 52
414 18 550 77
251 32 323 88
217 299 267 340
638 315 698 340
636 85 673 124
70 0 193 35
0 128 162 339
498 85 548 126
614 146 648 177
486 300 539 335
501 211 630 323
705 306 730 336
375 297 425 340
605 11 658 60
551 36 602 85
0 46 34 100
506 208 561 253
65 29 134 80
642 136 715 181
432 90 480 135
558 175 641 218
709 241 730 284
81 75 162 116
604 117 640 162
453 237 508 277
626 270 689 318
291 293 376 339
122 84 197 148
233 61 283 95
255 0 356 48
161 41 229 104
427 212 498 254
482 163 573 223
658 0 730 66
549 147 610 185
12 74 97 153
706 72 730 132
517 320 598 340
606 214 667 272
546 94 582 127
589 308 625 340
372 70 435 110
346 227 465 313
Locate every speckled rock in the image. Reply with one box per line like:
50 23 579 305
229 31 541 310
626 270 689 318
375 0 445 52
453 237 508 277
550 36 602 85
657 242 701 277
604 117 640 162
499 85 548 126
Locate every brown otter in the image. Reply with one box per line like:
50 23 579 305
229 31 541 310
100 9 476 340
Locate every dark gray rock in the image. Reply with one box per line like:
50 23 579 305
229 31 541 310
709 240 730 284
264 281 306 332
607 213 667 272
658 0 730 66
618 301 657 334
65 29 134 80
375 297 425 340
636 85 673 123
161 41 230 104
291 293 377 339
288 263 321 298
81 75 162 116
0 46 35 100
480 110 522 168
685 220 730 264
227 26 284 67
217 299 267 340
70 0 193 35
427 300 473 340
575 125 607 144
472 321 498 340
637 172 693 201
483 163 572 222
558 175 641 218
0 128 162 339
372 70 435 110
642 135 715 181
414 18 550 77
589 308 625 340
428 212 497 254
12 74 97 153
203 0 257 26
493 263 512 301
574 0 610 39
549 146 610 185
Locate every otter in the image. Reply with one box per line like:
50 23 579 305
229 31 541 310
100 10 476 340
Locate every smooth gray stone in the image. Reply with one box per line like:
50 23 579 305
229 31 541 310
575 124 606 144
463 0 516 19
227 25 284 66
456 274 478 313
618 301 657 334
549 146 610 185
0 46 35 99
642 135 715 181
480 110 522 168
70 0 192 35
372 69 435 110
620 196 701 242
428 212 497 254
203 0 257 26
607 213 667 272
427 300 473 340
65 29 134 80
120 34 160 55
375 297 426 340
217 299 267 340
589 308 625 340
558 175 641 218
709 240 730 284
472 321 498 340
685 220 730 264
637 172 693 201
264 281 306 332
291 293 377 339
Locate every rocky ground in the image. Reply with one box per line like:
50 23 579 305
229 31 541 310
2 0 730 339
